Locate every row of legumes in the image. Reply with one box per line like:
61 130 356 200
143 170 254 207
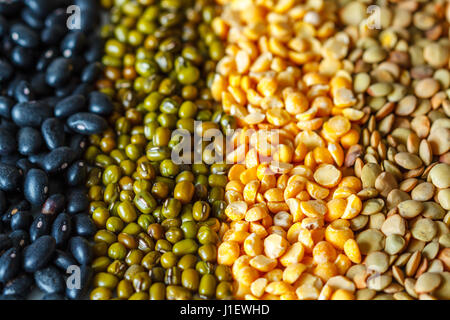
212 0 450 300
85 0 239 300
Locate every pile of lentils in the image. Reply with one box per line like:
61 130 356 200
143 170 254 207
0 0 111 300
86 0 236 300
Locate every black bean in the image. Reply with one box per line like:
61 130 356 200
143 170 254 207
24 0 55 18
42 146 75 173
54 94 85 118
14 80 35 103
72 83 93 97
8 230 30 249
88 91 113 116
34 265 64 294
0 154 21 166
36 48 57 72
60 31 86 58
0 247 21 283
53 249 76 272
29 214 52 242
21 8 45 30
66 187 89 214
0 127 17 156
83 36 103 63
0 163 21 192
10 23 39 48
42 293 65 300
55 78 79 98
10 46 35 69
69 134 87 159
6 74 26 97
65 265 92 300
23 168 48 206
0 234 12 253
65 161 87 187
73 214 95 237
0 96 14 119
40 25 66 46
81 62 102 83
27 152 46 167
51 212 72 248
45 57 74 88
68 236 92 265
22 235 55 273
10 211 32 231
4 200 31 223
41 194 65 216
11 100 53 127
66 112 108 135
41 118 65 150
0 59 13 82
2 273 34 297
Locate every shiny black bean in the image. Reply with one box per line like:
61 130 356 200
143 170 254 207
88 91 113 116
66 161 87 187
73 214 95 237
8 230 29 249
41 194 65 216
40 25 66 46
72 83 93 97
0 247 21 283
27 152 46 167
0 59 13 82
60 31 86 58
29 214 52 242
36 48 57 72
30 73 52 96
66 112 107 135
10 23 39 48
3 200 30 225
54 94 85 118
34 265 64 294
51 212 72 248
11 100 53 127
68 236 92 265
45 57 74 88
69 134 87 159
0 163 21 192
83 37 103 63
24 0 55 18
10 211 32 231
53 249 76 271
0 234 12 253
6 74 26 97
66 187 89 214
24 168 48 206
42 146 75 173
14 80 35 103
0 127 16 156
22 235 56 273
41 118 65 150
21 8 45 30
0 96 14 119
2 274 33 297
65 265 92 300
10 46 35 69
81 62 102 83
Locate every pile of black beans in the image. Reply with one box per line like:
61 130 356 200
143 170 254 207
0 0 111 300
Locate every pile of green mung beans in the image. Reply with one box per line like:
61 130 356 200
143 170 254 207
85 0 236 300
